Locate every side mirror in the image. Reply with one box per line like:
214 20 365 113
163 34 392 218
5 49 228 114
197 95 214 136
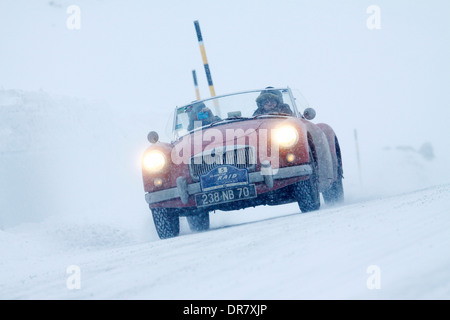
147 131 159 144
303 108 316 120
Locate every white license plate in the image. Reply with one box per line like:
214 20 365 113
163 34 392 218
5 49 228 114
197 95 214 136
195 184 257 207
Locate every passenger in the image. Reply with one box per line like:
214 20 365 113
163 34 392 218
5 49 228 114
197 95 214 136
187 102 221 131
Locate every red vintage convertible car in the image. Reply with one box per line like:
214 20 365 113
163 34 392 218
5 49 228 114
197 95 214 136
141 87 344 239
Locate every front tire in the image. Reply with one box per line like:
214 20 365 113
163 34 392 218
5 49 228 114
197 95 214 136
295 149 320 213
322 137 344 204
322 177 344 204
151 207 180 239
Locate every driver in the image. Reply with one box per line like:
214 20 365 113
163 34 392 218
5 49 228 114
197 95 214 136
253 91 293 116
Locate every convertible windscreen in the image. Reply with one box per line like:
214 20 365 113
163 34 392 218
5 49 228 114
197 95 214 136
173 88 298 140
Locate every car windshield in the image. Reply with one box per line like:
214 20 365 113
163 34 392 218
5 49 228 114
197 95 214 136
172 88 299 140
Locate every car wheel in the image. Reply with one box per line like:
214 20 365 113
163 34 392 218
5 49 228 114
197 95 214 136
295 149 320 213
151 207 180 239
186 210 210 232
322 176 344 204
322 138 344 204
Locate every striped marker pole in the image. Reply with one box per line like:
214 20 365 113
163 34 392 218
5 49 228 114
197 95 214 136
194 20 220 115
192 70 201 100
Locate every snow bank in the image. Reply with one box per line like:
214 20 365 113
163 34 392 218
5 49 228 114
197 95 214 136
0 89 151 237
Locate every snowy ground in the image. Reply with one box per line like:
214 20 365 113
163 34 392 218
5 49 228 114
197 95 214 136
1 183 450 300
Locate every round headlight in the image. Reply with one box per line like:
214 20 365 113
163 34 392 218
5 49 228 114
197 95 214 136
273 125 299 148
143 151 166 172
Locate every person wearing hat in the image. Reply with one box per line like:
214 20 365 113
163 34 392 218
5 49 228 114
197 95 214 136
187 102 221 131
253 89 293 116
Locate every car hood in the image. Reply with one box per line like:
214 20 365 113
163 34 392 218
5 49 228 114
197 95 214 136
172 117 298 153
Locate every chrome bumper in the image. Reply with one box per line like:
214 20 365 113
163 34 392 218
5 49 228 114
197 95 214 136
145 164 312 205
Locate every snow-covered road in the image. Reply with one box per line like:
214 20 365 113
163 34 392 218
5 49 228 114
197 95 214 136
2 183 449 300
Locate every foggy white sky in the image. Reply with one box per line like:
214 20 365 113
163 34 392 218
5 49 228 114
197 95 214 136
1 0 449 177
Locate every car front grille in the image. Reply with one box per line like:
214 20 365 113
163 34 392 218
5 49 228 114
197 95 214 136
189 145 256 179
